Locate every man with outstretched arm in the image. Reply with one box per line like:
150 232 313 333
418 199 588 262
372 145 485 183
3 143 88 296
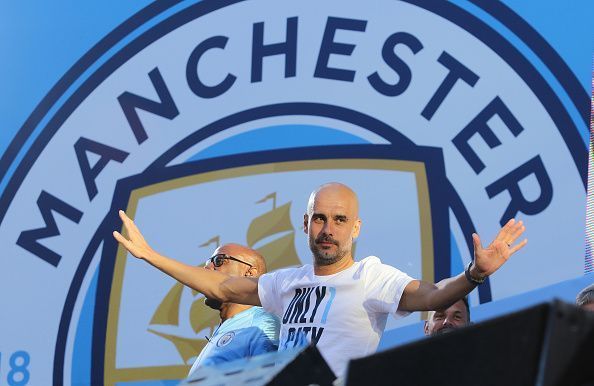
113 182 527 377
187 243 279 375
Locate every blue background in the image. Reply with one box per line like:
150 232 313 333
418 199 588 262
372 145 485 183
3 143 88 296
1 0 593 373
1 1 592 157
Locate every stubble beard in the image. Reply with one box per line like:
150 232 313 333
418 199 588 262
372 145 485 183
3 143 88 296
309 235 350 266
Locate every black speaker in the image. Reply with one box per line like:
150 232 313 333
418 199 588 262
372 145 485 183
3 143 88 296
181 344 336 386
537 301 594 386
345 300 594 386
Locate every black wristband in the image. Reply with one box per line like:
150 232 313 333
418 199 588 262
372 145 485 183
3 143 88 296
465 261 486 285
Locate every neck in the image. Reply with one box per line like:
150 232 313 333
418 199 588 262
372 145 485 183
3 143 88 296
313 254 354 275
219 302 253 322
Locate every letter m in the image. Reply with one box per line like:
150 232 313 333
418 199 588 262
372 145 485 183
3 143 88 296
17 191 83 267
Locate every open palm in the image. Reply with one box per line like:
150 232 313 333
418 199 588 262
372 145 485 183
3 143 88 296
472 219 527 277
112 210 154 260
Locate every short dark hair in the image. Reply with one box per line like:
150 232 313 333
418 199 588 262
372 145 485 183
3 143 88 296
430 296 471 323
576 283 594 307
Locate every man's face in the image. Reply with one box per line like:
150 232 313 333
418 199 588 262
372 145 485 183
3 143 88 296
303 186 361 266
424 299 470 336
581 302 594 312
204 245 253 309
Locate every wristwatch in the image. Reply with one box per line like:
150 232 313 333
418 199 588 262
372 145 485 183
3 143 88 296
465 261 486 285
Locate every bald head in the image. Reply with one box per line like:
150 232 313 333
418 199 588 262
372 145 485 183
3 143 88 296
214 243 267 277
307 183 359 217
205 243 266 312
304 183 361 266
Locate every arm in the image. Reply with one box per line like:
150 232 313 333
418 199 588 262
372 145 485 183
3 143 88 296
112 210 261 306
399 218 527 312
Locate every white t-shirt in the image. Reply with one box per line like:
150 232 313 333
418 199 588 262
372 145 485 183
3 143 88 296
258 256 415 376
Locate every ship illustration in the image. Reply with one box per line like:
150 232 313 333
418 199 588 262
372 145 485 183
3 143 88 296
147 193 301 363
247 192 301 271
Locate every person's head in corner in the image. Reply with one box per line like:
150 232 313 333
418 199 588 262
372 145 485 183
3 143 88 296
203 243 266 310
304 182 362 266
424 297 471 336
576 283 594 312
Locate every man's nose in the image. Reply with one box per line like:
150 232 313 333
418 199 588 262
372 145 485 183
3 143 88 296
204 260 215 270
321 221 334 235
442 317 453 326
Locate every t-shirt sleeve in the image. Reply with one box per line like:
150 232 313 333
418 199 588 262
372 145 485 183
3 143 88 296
257 271 283 317
363 257 415 318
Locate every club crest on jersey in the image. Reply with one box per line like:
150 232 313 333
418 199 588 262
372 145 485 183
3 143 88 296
217 332 235 348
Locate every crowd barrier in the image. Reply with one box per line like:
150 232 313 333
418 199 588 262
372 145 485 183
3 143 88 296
182 300 594 386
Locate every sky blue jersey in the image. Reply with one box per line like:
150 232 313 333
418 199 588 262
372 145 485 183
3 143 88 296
188 306 280 376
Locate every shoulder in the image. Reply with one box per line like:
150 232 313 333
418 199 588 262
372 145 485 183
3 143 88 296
356 256 412 281
248 307 280 340
251 307 280 325
260 264 312 283
358 255 382 266
357 255 395 272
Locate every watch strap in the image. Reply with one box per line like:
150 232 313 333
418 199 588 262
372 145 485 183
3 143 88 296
465 261 486 285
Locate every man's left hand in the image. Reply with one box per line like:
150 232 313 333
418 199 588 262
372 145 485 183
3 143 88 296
471 219 527 280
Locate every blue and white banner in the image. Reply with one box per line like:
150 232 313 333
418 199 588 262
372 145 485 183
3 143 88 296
0 1 591 384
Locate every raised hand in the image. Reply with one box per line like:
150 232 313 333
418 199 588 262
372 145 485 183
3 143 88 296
471 219 527 278
112 210 155 260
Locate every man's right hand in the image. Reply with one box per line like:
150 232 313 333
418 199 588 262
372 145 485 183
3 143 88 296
113 210 154 260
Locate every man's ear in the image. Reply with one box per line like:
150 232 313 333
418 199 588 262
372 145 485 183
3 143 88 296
303 213 309 234
423 321 430 335
352 218 362 239
245 266 257 277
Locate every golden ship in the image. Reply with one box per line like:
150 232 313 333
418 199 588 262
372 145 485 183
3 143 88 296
146 192 302 363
